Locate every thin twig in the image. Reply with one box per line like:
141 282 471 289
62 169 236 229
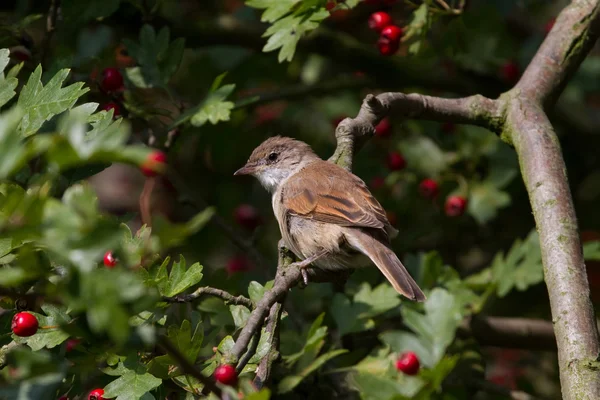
157 335 222 397
41 0 60 67
164 286 253 309
236 330 261 373
254 301 284 388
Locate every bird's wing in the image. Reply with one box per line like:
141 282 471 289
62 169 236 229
283 161 391 232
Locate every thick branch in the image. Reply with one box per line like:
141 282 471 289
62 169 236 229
502 2 600 398
516 0 600 105
164 286 253 309
330 92 500 169
459 316 556 351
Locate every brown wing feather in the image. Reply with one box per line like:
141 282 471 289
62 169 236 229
283 161 392 233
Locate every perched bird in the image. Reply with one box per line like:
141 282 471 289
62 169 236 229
234 136 425 301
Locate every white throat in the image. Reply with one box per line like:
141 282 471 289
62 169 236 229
255 161 309 193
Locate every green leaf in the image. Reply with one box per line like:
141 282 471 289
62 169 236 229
248 280 273 303
151 208 214 250
190 84 235 127
262 11 329 62
13 304 71 351
155 255 203 297
246 0 300 23
148 320 204 378
103 361 162 400
403 4 430 55
0 48 18 109
584 241 600 260
399 135 448 178
245 389 271 400
278 349 347 393
124 25 185 89
401 288 464 365
17 66 89 136
492 230 543 297
379 331 434 368
229 304 251 329
468 182 511 225
351 372 423 400
62 0 121 28
330 283 399 335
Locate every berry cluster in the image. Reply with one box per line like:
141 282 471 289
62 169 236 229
368 10 404 56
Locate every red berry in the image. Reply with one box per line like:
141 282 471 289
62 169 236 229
441 122 456 133
419 179 439 199
375 117 392 137
544 18 556 34
11 312 38 337
227 256 251 274
387 151 406 171
380 25 403 42
377 38 399 56
66 338 81 352
234 204 262 230
101 102 121 118
445 195 468 217
88 388 105 400
140 151 167 177
214 364 237 385
368 12 393 33
101 67 124 92
370 176 385 190
58 396 69 400
500 61 520 84
103 251 118 268
396 352 420 375
9 46 31 62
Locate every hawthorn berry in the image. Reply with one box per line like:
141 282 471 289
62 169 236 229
396 352 420 375
500 61 520 84
227 256 251 274
9 46 31 62
234 204 262 231
58 396 69 400
88 388 105 400
140 151 167 177
214 364 238 385
377 38 400 56
103 251 118 268
101 102 121 118
368 12 393 33
11 312 38 337
445 195 468 217
66 338 81 352
380 25 403 42
100 67 124 92
326 1 350 20
387 151 406 171
419 179 439 199
375 117 392 137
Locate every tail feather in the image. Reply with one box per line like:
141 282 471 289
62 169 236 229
346 230 426 302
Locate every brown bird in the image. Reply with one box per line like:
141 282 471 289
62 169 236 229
234 136 425 301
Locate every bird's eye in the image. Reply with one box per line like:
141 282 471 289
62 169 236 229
268 152 278 162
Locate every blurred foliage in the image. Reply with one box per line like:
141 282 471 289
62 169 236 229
0 0 598 399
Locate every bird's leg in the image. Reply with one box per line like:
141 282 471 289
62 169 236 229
288 249 328 287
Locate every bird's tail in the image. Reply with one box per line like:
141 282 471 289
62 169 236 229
346 230 426 302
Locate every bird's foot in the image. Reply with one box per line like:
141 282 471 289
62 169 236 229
288 250 328 288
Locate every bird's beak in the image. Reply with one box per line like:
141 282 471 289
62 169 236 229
234 162 258 176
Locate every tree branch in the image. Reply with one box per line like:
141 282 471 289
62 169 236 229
163 286 253 309
459 316 557 351
501 1 600 398
330 92 500 170
254 301 284 388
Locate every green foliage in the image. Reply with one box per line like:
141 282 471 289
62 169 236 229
246 0 331 62
0 49 20 109
466 230 544 297
102 359 162 400
124 25 185 89
17 66 89 137
154 256 203 297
